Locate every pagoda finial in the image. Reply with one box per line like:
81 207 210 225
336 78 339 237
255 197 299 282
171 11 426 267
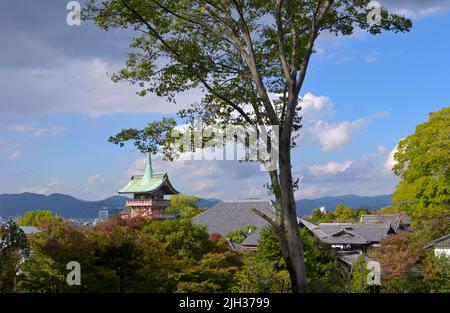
143 152 153 182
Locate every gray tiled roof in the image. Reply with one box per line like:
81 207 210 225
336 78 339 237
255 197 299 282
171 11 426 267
360 214 412 230
192 200 274 241
336 251 363 266
241 227 263 246
424 234 450 249
299 218 394 245
297 217 329 239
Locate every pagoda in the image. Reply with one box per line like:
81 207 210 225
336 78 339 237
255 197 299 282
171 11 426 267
118 154 179 219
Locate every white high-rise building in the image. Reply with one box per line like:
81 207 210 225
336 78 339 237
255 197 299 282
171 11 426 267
99 208 109 221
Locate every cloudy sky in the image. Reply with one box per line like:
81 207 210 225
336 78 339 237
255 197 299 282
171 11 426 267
0 1 449 200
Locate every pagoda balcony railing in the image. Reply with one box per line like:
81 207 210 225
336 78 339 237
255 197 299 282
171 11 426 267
126 199 170 207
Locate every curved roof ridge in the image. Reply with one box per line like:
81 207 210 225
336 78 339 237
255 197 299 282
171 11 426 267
221 199 272 203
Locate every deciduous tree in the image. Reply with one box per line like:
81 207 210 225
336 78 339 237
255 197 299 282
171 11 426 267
84 1 411 291
392 107 450 230
17 210 63 228
372 233 421 281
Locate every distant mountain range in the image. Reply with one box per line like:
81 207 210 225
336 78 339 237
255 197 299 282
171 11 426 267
295 194 393 217
0 192 392 219
0 193 126 219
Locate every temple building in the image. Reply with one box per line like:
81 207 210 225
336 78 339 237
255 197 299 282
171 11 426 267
118 154 179 219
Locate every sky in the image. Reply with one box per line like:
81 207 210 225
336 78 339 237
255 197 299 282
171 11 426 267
0 0 449 200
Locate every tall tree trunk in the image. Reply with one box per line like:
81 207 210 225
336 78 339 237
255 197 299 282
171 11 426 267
278 140 307 293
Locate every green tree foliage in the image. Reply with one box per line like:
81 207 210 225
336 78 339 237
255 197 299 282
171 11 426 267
0 221 30 292
90 219 143 293
256 227 350 292
17 210 63 228
392 107 450 230
0 221 29 257
350 255 371 293
166 194 205 218
21 218 94 292
417 215 450 246
175 250 242 292
84 0 411 293
232 255 291 293
350 253 429 293
422 254 450 293
142 218 213 260
19 254 66 293
225 225 256 244
300 227 350 292
381 274 430 293
0 252 22 292
308 204 371 223
256 227 286 270
16 216 241 293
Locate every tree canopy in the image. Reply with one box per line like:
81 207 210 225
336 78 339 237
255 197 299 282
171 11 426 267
0 221 30 292
17 210 63 228
392 107 450 229
84 0 411 292
84 0 412 153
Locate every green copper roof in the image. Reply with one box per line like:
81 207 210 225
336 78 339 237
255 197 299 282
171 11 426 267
118 173 166 194
118 154 179 194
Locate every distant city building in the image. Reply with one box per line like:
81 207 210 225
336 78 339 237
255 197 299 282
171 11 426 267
118 154 179 219
98 208 109 221
319 206 326 214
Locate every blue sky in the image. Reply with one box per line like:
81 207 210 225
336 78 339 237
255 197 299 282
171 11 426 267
0 1 449 200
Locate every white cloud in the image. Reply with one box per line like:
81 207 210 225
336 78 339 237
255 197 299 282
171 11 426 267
191 180 218 192
294 144 401 197
33 126 68 137
0 58 201 118
78 174 108 200
1 123 67 137
295 186 331 198
365 52 380 63
301 105 389 151
21 177 61 195
243 186 266 199
308 161 354 176
7 151 21 160
300 145 399 185
296 92 389 151
380 0 450 17
383 145 399 174
3 124 34 132
310 118 366 151
85 175 103 189
301 92 334 118
0 139 21 160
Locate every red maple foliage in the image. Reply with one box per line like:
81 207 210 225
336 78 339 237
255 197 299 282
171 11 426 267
373 233 421 280
208 233 222 241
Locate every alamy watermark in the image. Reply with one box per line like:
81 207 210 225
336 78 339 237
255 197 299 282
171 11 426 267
170 121 279 172
66 1 81 26
66 261 81 286
367 1 382 26
366 260 381 286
